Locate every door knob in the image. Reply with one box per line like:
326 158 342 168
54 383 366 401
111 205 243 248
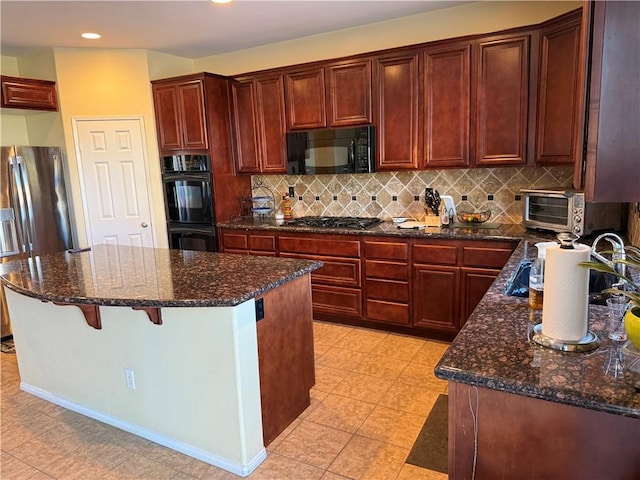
141 222 148 228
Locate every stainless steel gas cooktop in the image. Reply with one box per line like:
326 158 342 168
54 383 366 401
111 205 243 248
285 216 382 229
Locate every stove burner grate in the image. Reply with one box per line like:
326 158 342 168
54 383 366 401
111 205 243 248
285 216 382 229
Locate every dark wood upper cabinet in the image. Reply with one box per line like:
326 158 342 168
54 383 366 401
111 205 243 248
536 10 582 166
475 33 532 166
284 68 326 130
151 73 252 223
423 42 472 168
327 60 372 126
375 52 420 170
1 75 58 111
231 79 260 173
257 75 288 173
577 0 640 202
152 79 208 152
232 74 287 174
285 61 372 131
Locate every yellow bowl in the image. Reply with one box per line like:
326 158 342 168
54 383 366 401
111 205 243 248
624 307 640 349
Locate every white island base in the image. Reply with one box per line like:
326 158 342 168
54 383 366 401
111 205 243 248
5 287 266 477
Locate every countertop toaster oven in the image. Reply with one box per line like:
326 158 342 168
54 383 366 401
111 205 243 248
521 188 624 235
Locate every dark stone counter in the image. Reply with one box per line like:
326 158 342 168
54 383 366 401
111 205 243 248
435 238 640 419
218 218 529 242
0 244 322 308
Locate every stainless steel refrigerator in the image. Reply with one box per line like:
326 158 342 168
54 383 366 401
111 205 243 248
1 146 74 338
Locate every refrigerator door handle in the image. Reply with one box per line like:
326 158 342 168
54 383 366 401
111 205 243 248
17 156 37 253
9 157 29 253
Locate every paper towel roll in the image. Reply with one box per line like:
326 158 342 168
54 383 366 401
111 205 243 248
541 243 591 341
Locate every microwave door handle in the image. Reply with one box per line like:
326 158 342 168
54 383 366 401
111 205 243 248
349 140 355 171
9 157 29 253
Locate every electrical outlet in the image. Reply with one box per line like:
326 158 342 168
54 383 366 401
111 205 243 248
124 368 136 390
288 186 295 198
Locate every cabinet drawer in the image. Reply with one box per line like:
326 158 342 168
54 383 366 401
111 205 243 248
312 285 362 318
248 235 276 252
366 279 409 302
365 260 408 280
281 253 361 287
364 240 408 260
413 243 458 265
221 232 248 250
462 246 513 268
366 299 410 325
279 235 360 257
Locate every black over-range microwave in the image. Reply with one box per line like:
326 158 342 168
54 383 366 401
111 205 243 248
286 126 375 174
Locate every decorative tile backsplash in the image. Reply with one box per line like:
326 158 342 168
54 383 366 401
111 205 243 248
251 166 574 224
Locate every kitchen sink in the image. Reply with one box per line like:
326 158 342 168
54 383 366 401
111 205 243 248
504 259 618 305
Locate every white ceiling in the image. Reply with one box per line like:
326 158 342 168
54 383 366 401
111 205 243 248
0 0 472 59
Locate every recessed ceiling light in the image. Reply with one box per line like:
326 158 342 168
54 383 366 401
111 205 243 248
81 33 101 40
211 0 233 4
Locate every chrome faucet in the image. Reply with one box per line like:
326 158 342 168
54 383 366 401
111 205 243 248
590 232 626 287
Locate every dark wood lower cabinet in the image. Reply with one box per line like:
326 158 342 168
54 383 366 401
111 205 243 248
412 264 460 333
221 228 517 339
256 274 314 446
461 267 501 326
448 382 640 480
366 298 410 325
312 284 362 318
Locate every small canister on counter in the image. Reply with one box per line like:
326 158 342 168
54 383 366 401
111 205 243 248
282 194 292 220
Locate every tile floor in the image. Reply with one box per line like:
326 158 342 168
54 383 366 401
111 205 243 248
1 321 450 480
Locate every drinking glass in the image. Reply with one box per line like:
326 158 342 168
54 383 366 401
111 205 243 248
606 296 629 341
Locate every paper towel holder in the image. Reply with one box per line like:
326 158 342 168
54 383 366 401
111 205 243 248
532 324 599 353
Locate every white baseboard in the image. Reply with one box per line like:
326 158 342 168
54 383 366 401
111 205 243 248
21 382 267 477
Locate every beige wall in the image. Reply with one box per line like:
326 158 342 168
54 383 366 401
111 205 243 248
0 55 19 76
52 48 166 248
194 0 580 75
0 114 29 145
146 50 194 81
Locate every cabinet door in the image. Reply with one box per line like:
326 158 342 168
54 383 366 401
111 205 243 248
536 11 582 165
1 75 58 111
327 60 372 126
256 75 287 173
423 43 472 168
413 264 460 332
475 34 530 166
178 81 208 150
232 80 261 173
285 68 326 130
153 84 183 151
579 1 640 202
461 267 500 326
375 53 420 170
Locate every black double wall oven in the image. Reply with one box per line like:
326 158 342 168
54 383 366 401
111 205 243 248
162 154 217 252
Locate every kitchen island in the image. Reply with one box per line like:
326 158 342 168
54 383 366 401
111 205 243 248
435 238 640 480
0 244 322 477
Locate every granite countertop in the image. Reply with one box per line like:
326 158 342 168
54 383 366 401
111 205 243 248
218 218 529 242
435 238 640 419
0 244 322 308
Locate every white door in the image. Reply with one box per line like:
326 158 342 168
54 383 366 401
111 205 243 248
74 118 155 248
